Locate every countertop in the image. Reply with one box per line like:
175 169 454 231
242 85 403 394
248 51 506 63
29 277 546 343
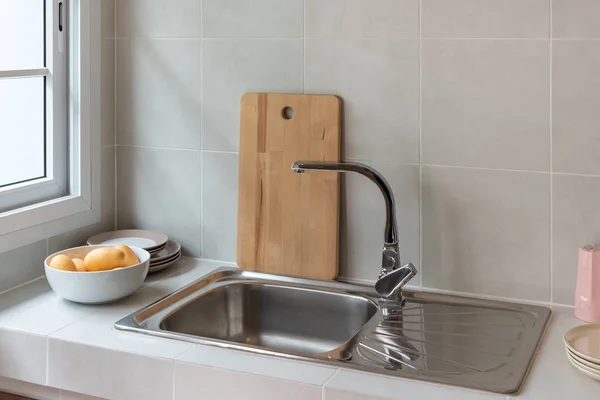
0 258 597 400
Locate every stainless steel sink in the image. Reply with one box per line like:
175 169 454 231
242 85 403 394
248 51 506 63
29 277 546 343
159 282 377 355
116 268 551 395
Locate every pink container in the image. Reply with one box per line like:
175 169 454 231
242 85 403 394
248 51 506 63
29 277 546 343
575 245 600 323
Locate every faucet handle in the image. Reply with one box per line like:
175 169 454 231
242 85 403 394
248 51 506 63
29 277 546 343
375 263 417 299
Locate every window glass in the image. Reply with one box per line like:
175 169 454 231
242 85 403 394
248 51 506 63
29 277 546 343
0 0 45 69
0 77 45 187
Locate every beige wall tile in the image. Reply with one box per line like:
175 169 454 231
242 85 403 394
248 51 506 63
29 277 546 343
0 241 46 293
101 39 115 147
116 39 202 149
422 166 550 301
117 146 202 257
552 174 600 305
306 39 419 162
201 152 239 262
422 0 549 38
116 0 201 38
553 0 600 38
202 0 303 38
201 39 303 151
553 41 600 175
422 40 550 170
305 0 418 39
101 0 115 39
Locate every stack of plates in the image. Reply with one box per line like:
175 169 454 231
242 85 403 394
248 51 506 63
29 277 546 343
148 240 181 273
87 229 181 274
564 324 600 381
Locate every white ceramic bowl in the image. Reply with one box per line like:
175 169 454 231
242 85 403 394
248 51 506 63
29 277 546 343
44 245 150 304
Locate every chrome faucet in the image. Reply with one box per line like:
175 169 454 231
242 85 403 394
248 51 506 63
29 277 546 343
291 161 417 301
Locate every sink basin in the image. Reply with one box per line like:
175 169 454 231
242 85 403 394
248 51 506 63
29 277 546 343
159 282 377 355
116 267 551 394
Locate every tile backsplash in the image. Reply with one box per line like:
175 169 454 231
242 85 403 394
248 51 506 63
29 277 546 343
113 0 600 305
110 0 600 304
2 1 599 307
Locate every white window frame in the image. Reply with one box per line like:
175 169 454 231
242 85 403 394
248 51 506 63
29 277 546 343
0 0 101 253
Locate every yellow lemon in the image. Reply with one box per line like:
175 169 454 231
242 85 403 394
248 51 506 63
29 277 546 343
49 255 77 272
115 244 139 267
72 258 87 272
84 248 125 271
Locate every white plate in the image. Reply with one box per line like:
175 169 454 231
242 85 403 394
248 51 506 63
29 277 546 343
150 251 181 266
567 352 600 381
150 240 181 262
567 347 600 370
148 253 181 274
148 243 167 255
87 230 168 251
150 252 181 267
564 324 600 363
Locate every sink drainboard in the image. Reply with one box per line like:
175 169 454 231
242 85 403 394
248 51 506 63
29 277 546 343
116 267 551 395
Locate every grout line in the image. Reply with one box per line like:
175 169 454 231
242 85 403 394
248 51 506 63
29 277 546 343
337 271 571 307
113 1 119 230
552 171 600 179
117 144 203 152
45 334 50 386
303 0 306 94
200 0 204 258
321 369 342 395
172 358 177 400
115 144 600 178
201 149 240 155
418 0 423 288
200 0 204 38
200 150 204 258
118 144 242 155
0 276 45 298
549 0 554 304
108 36 600 41
420 163 550 174
114 145 118 229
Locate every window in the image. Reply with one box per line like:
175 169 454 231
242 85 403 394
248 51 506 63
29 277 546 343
0 0 102 253
0 0 67 212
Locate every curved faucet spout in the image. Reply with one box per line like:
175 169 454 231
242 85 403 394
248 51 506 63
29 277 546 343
292 161 416 299
291 161 398 247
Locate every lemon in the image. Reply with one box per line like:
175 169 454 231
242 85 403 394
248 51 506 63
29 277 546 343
83 248 126 271
49 255 77 272
115 244 139 267
72 258 87 272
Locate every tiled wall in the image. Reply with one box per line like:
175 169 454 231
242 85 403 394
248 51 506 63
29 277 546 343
113 0 600 306
0 0 116 293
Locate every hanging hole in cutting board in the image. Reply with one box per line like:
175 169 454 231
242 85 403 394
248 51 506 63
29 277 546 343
282 107 294 120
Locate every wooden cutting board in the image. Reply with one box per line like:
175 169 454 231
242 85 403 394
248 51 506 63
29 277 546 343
237 93 341 280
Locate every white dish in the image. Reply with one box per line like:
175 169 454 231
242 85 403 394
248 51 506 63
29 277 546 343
564 324 600 363
148 243 167 255
567 352 600 381
150 249 180 263
87 229 168 251
148 253 181 274
567 348 600 370
151 252 181 267
150 254 180 267
45 245 150 304
150 240 181 262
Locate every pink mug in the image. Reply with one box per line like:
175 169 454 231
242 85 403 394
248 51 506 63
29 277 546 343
575 245 600 323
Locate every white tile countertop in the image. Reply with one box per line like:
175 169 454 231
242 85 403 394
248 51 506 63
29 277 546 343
0 258 597 400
